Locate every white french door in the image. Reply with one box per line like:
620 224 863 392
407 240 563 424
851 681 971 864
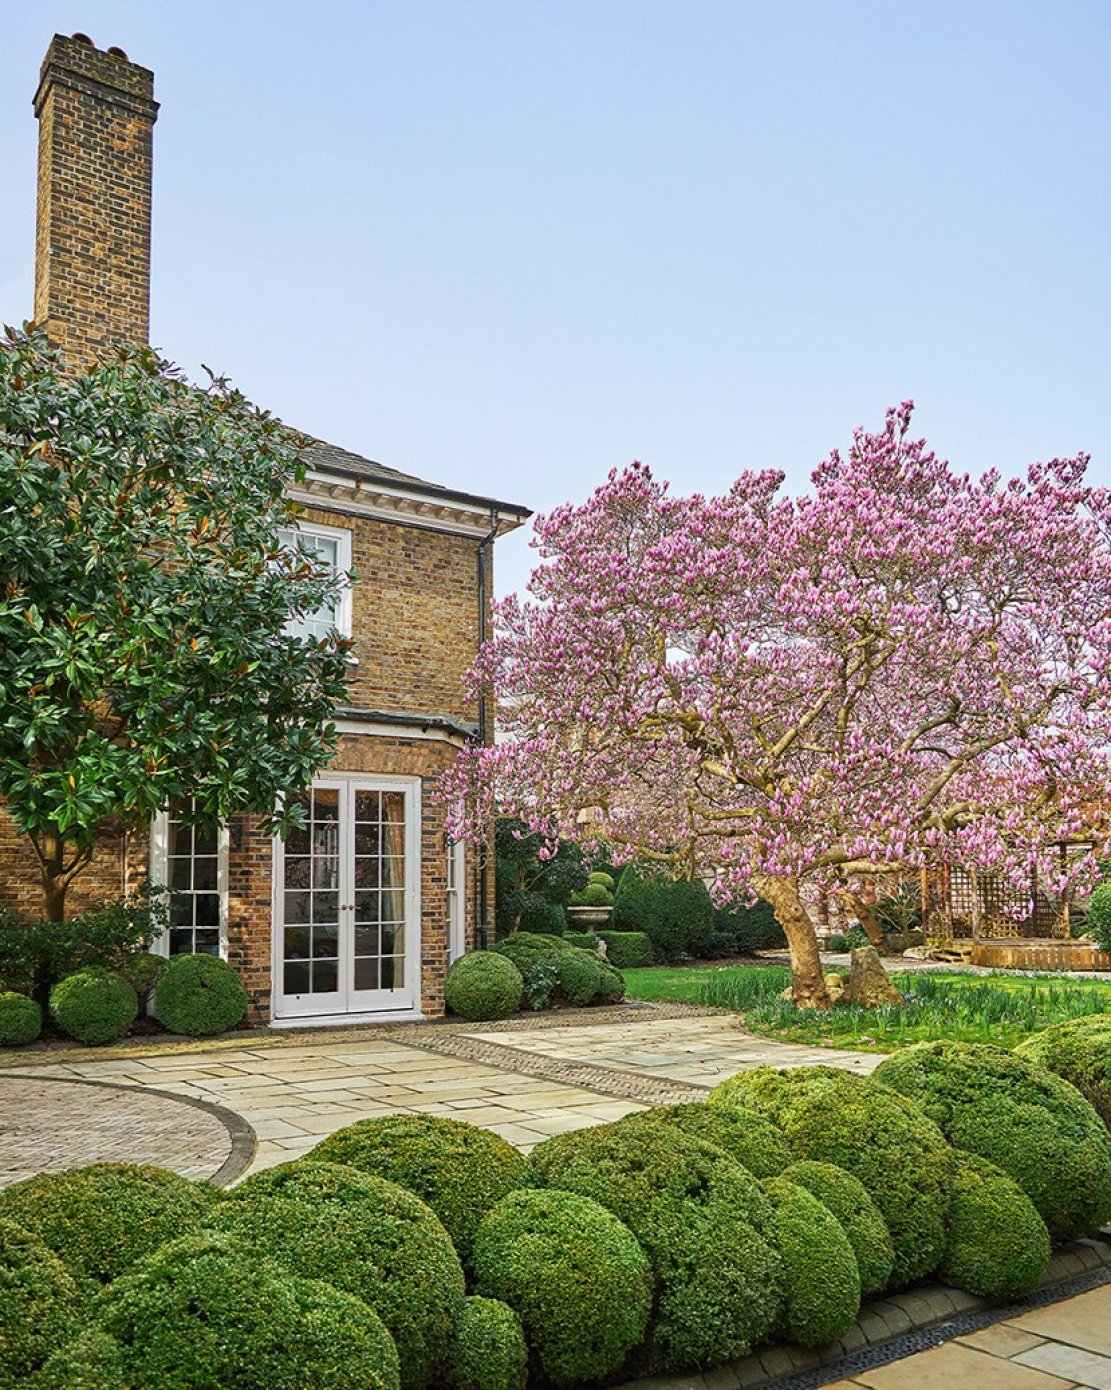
272 776 420 1020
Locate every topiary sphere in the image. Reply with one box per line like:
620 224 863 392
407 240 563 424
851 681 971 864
1016 1013 1111 1131
49 968 137 1045
443 1297 528 1390
211 1161 463 1390
0 1218 81 1388
527 1120 783 1372
37 1329 128 1390
309 1114 527 1265
618 1102 793 1178
471 1188 652 1388
153 952 247 1036
0 991 41 1047
89 1233 401 1390
781 1160 895 1296
873 1040 1111 1241
554 951 605 1005
0 1162 215 1291
710 1066 952 1287
587 871 615 892
761 1176 861 1347
445 951 523 1022
938 1151 1051 1298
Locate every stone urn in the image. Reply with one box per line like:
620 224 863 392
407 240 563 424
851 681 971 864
566 905 614 930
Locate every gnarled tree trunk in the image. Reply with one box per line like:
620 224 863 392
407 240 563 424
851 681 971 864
839 889 895 956
753 874 831 1010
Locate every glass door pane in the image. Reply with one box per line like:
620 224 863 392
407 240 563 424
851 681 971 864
282 786 342 998
350 785 409 1001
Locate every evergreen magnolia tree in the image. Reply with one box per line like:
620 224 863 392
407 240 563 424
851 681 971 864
0 329 352 920
443 405 1111 1006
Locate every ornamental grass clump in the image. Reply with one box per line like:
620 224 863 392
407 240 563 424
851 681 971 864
471 1188 652 1388
527 1121 783 1372
0 1219 81 1389
443 1297 528 1390
309 1114 527 1264
873 1040 1111 1241
760 1176 861 1347
67 1233 401 1390
780 1160 895 1296
49 967 137 1045
0 1162 215 1290
0 991 41 1046
211 1161 464 1390
1016 1013 1111 1130
938 1152 1051 1298
710 1066 952 1287
614 1102 793 1177
153 952 247 1036
444 951 523 1022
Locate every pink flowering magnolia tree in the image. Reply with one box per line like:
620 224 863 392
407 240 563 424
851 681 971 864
443 405 1111 1007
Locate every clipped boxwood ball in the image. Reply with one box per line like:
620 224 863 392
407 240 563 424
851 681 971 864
555 951 605 1005
310 1114 526 1264
528 1121 783 1372
0 991 41 1047
0 1162 215 1290
444 1297 528 1390
597 962 627 1003
37 1329 128 1390
781 1160 895 1296
154 952 247 1036
711 1066 952 1287
761 1176 861 1346
0 1218 81 1388
1017 1014 1111 1131
618 1102 793 1178
471 1188 652 1388
90 1233 401 1390
212 1161 463 1390
939 1151 1051 1298
874 1040 1111 1242
445 951 523 1022
49 968 136 1045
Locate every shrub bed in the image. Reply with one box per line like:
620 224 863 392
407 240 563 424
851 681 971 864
780 1160 895 1295
0 990 41 1046
597 930 654 969
310 1114 527 1264
1016 1014 1111 1130
471 1188 652 1388
443 1297 528 1390
873 1040 1111 1241
445 951 523 1021
614 1101 792 1178
761 1176 861 1346
49 967 136 1045
0 1162 215 1290
71 1233 401 1390
938 1152 1051 1298
527 1120 783 1372
710 1066 952 1286
153 952 247 1036
493 933 623 1008
0 1219 80 1388
211 1161 464 1390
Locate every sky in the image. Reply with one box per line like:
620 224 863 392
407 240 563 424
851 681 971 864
1 1 1108 598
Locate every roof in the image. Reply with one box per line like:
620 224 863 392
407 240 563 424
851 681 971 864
301 436 531 522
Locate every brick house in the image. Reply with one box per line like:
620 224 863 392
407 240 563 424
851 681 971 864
0 34 529 1024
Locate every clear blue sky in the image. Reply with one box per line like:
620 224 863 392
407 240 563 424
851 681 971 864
2 2 1108 597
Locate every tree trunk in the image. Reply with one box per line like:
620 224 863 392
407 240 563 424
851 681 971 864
753 874 831 1010
841 889 895 956
38 831 68 923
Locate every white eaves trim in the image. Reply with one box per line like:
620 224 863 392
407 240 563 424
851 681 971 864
288 473 525 540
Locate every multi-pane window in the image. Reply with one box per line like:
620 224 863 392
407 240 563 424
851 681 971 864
162 800 223 956
446 832 465 962
354 790 406 992
277 523 352 641
281 787 341 995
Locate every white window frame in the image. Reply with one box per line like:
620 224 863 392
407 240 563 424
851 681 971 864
446 832 466 963
278 518 353 640
149 804 230 959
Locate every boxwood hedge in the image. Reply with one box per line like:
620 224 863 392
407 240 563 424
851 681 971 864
443 1297 528 1390
444 952 523 1022
309 1114 527 1264
780 1159 895 1296
613 1102 792 1178
0 991 41 1047
938 1151 1051 1298
153 953 247 1036
49 968 137 1045
761 1177 861 1346
211 1160 464 1390
1016 1014 1111 1131
0 1163 215 1290
0 1218 80 1388
596 931 655 970
471 1188 652 1388
527 1120 783 1372
710 1066 952 1287
873 1040 1111 1241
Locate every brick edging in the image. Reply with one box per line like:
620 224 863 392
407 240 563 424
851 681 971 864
612 1236 1111 1390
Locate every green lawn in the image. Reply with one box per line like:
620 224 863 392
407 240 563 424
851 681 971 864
623 963 1111 1052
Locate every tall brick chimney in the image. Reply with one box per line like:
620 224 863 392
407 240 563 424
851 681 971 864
33 34 158 371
